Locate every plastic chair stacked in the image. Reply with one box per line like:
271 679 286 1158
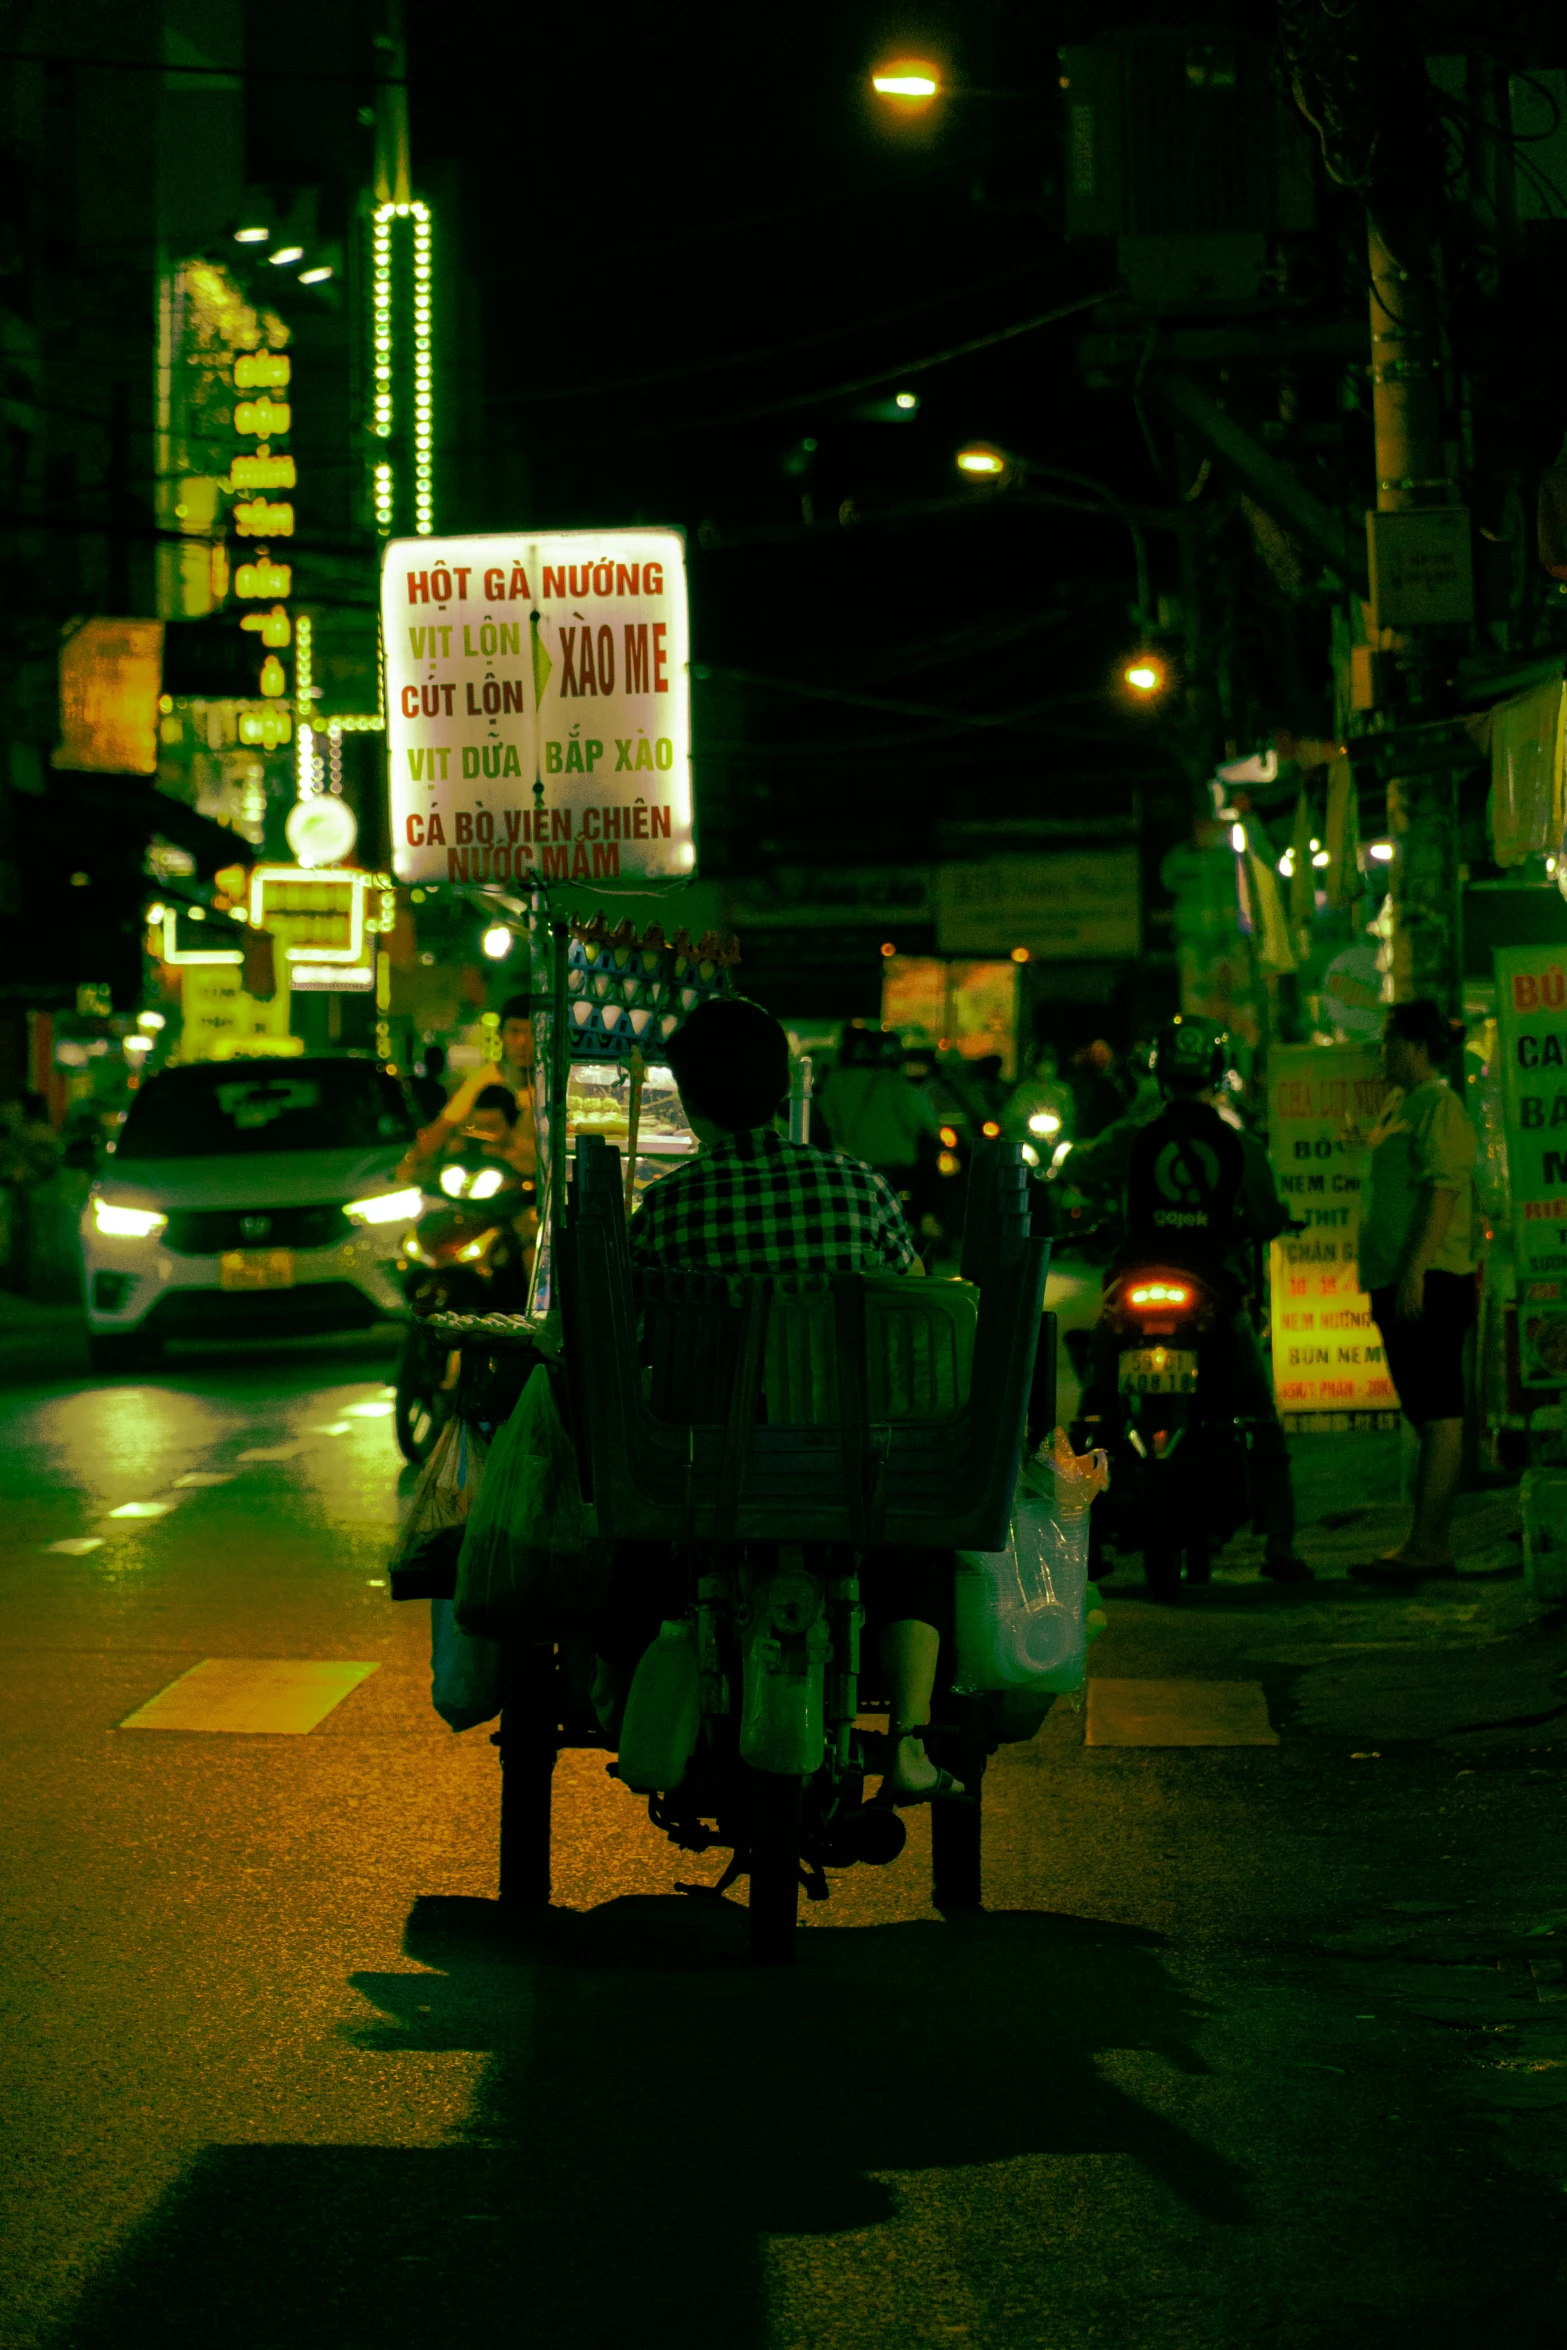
561 1135 1049 1551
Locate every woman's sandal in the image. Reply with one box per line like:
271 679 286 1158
876 1724 975 1809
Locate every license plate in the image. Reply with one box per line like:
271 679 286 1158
1119 1346 1198 1395
220 1249 295 1292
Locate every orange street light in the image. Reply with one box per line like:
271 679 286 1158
872 59 940 103
1123 655 1166 695
956 442 1008 481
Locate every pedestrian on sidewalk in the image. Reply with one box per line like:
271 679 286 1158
1351 999 1480 1586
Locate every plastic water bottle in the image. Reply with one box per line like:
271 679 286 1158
616 1619 701 1793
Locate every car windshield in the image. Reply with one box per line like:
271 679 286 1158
115 1061 416 1160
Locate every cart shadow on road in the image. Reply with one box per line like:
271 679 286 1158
40 1896 1248 2350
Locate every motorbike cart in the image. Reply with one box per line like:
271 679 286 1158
393 1157 537 1463
1080 1264 1256 1600
437 1135 1053 1964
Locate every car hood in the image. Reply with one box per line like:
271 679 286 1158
95 1147 409 1211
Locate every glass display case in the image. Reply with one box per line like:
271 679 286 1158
565 1057 695 1208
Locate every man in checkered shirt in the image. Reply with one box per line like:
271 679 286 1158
618 996 966 1803
630 1007 917 1279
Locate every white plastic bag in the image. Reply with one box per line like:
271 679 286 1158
430 1596 505 1732
953 1430 1108 1695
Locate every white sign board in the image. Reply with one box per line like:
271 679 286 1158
936 851 1140 959
383 529 693 888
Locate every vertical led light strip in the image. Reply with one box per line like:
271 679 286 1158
370 200 433 538
410 204 433 535
294 611 318 797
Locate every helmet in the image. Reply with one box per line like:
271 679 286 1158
1153 1017 1228 1095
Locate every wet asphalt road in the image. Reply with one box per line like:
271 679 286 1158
2 1327 1566 2349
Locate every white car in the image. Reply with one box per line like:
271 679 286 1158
81 1056 424 1371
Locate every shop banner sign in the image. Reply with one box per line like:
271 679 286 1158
1267 1042 1399 1427
1495 946 1567 1382
383 529 693 889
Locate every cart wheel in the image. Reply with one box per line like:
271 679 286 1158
395 1328 448 1465
747 1769 801 1965
497 1645 558 1908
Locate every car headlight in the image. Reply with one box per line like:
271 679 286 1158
345 1185 425 1226
92 1198 167 1241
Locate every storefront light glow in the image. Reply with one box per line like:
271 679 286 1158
481 924 513 960
270 246 304 266
1230 823 1247 853
298 267 333 285
234 226 269 244
137 1010 166 1031
1368 841 1394 862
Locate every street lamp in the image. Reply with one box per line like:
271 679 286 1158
956 442 1007 480
871 60 939 103
1123 656 1166 695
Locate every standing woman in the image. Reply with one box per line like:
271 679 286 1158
1352 999 1480 1584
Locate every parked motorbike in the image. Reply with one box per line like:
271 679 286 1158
393 1156 536 1463
1083 1262 1254 1600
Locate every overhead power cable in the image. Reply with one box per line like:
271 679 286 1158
638 287 1119 438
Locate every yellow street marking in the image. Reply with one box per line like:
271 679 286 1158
1086 1677 1279 1748
120 1658 379 1735
107 1501 174 1519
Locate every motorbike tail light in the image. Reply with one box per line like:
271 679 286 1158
1128 1281 1191 1311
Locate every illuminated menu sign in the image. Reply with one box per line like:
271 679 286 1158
1267 1042 1399 1428
382 529 693 888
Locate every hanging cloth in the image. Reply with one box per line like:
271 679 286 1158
1487 676 1565 868
1323 751 1361 907
1238 819 1296 973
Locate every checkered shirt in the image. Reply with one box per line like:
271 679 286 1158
628 1126 918 1276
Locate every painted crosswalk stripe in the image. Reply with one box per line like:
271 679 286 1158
46 1538 104 1555
172 1472 234 1488
120 1658 379 1735
236 1443 308 1462
1086 1678 1279 1748
107 1500 174 1519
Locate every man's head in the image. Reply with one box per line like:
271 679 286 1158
1384 998 1455 1092
463 1084 519 1154
498 994 534 1072
666 997 791 1137
1153 1017 1227 1099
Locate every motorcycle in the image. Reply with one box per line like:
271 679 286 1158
1082 1261 1255 1600
393 1155 536 1463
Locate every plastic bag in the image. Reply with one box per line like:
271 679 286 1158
953 1429 1108 1695
430 1597 505 1732
388 1415 489 1601
454 1363 599 1639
